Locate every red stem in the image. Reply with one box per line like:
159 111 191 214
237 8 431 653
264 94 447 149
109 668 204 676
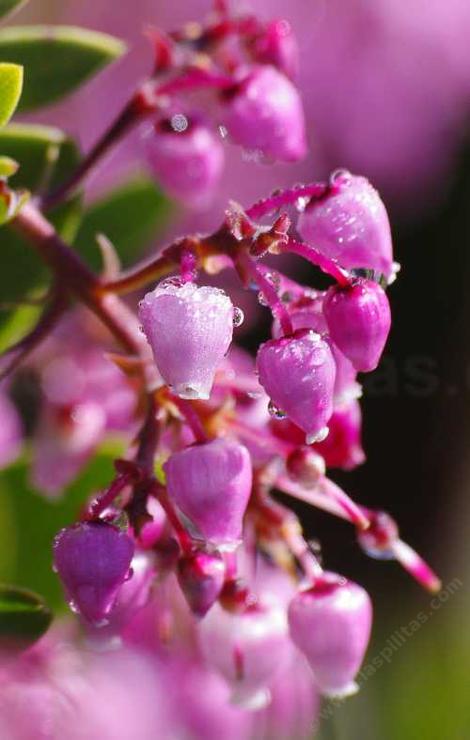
283 237 351 287
245 183 328 221
170 394 208 443
235 251 294 335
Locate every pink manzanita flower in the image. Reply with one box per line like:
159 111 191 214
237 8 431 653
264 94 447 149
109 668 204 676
272 296 360 404
139 280 234 400
0 388 22 469
313 398 365 470
288 572 373 697
223 65 307 162
53 522 135 625
177 547 226 618
297 171 394 279
144 115 225 208
257 329 336 443
323 278 392 372
164 438 252 549
198 601 292 709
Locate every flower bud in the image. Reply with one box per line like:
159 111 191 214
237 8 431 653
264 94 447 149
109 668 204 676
139 281 234 400
177 548 226 617
224 66 306 162
251 20 299 79
164 438 252 548
198 602 291 709
288 573 372 697
297 171 393 278
286 447 325 488
145 115 224 208
53 522 134 624
257 330 336 443
323 279 391 372
313 399 365 470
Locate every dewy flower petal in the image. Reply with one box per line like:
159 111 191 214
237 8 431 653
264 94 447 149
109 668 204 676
164 438 252 548
53 522 134 624
324 278 391 372
224 65 307 162
257 330 336 443
297 172 394 278
145 117 224 208
139 281 234 400
288 572 372 697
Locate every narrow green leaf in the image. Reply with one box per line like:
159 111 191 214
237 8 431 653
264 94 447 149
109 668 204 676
0 62 23 124
0 0 27 21
0 25 126 110
0 584 52 648
74 175 171 270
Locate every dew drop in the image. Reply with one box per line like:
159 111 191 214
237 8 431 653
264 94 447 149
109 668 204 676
268 400 287 420
170 113 189 133
258 291 268 307
295 196 310 213
159 276 184 290
306 426 329 444
232 306 245 327
330 168 352 187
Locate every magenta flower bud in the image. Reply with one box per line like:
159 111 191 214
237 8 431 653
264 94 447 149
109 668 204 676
144 115 224 208
257 330 336 444
297 171 394 278
224 66 306 162
199 602 292 708
177 548 226 617
286 447 325 488
324 279 391 372
251 20 299 79
53 522 134 624
314 399 365 470
164 438 252 548
139 280 234 400
288 573 373 698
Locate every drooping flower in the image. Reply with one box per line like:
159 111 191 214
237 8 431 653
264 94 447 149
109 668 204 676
297 171 394 278
257 329 336 443
164 438 252 548
177 547 226 617
323 278 391 372
53 522 134 625
288 572 372 697
223 66 307 162
145 115 224 208
139 280 234 400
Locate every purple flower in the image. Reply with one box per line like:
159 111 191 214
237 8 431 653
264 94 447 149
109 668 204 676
288 572 372 697
297 172 394 278
224 65 307 162
257 329 336 443
324 278 392 372
139 280 234 400
164 438 252 548
177 547 226 617
53 522 134 624
144 116 224 208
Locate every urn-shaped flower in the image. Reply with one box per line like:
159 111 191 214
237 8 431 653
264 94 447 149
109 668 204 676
139 281 234 400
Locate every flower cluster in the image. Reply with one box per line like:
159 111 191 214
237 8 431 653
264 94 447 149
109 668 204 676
0 2 440 737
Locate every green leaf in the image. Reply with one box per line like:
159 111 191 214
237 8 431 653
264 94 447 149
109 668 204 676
0 25 126 111
74 175 171 270
0 447 123 610
0 62 23 124
0 0 27 21
0 584 52 648
0 124 81 308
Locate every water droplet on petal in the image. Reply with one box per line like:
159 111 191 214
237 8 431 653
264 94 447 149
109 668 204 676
232 306 245 327
258 291 268 307
268 400 287 419
159 276 184 290
330 168 352 187
306 426 329 444
295 196 310 212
